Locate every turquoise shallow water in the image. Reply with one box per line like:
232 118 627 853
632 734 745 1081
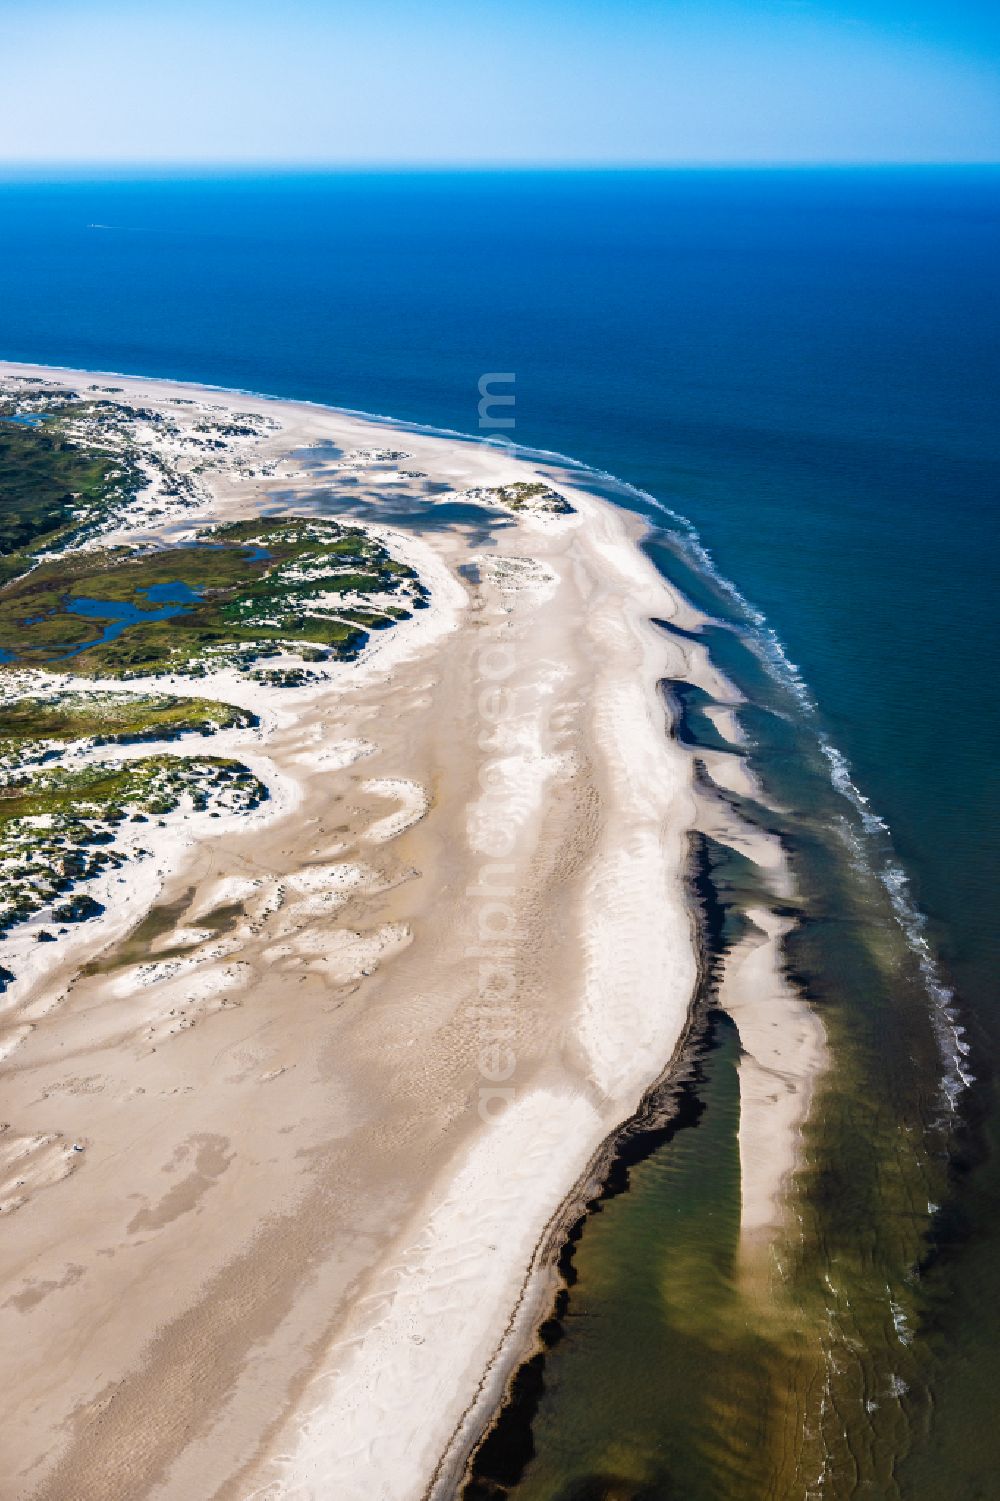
0 168 997 1494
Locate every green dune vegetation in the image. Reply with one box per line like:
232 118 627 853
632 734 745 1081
495 481 575 515
461 480 575 517
0 397 279 968
0 689 265 958
0 404 137 586
0 692 257 770
0 754 267 947
0 516 428 677
0 387 432 975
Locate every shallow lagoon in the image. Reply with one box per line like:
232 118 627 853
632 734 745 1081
34 588 195 662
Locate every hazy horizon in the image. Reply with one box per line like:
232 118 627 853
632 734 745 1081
2 162 999 177
4 0 999 168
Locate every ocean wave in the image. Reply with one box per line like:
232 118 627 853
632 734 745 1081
519 454 970 1116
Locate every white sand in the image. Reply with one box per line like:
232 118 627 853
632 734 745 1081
0 361 824 1501
252 1088 602 1501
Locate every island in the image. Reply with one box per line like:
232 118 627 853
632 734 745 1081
0 362 821 1501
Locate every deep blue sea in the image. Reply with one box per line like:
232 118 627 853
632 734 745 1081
1 168 998 1496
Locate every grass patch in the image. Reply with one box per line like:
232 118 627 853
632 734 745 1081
463 481 575 516
0 417 135 586
0 692 255 768
493 482 575 515
0 755 267 939
0 516 426 677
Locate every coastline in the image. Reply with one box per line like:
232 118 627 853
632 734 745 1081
0 361 822 1500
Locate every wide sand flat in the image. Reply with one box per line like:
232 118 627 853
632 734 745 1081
0 362 820 1500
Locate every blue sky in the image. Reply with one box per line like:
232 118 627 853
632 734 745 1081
2 0 999 165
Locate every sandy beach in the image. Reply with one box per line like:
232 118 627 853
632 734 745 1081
0 362 823 1499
